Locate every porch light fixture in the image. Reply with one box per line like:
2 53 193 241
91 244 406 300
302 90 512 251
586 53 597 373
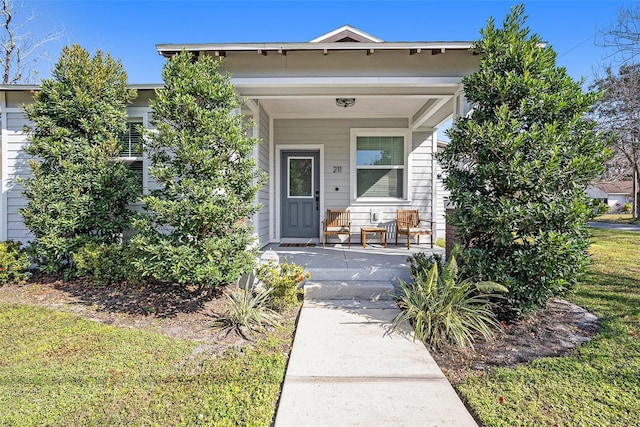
336 97 356 108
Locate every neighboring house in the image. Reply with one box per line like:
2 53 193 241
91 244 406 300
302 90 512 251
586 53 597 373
0 25 477 247
586 181 634 211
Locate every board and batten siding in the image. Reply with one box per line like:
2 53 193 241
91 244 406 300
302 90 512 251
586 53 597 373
274 118 437 241
256 104 270 246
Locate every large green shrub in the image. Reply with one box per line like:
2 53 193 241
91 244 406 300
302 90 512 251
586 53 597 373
131 52 264 292
0 241 30 285
20 45 139 276
392 254 507 350
438 5 610 318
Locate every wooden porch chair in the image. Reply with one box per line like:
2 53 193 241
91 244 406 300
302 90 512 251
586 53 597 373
395 209 435 249
321 209 351 248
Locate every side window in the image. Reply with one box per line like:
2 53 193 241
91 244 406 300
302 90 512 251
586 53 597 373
118 120 144 193
119 121 143 158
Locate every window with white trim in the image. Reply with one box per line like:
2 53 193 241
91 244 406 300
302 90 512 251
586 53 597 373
354 133 407 199
117 120 144 192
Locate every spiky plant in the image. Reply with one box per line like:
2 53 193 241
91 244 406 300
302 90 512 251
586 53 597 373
214 287 281 340
392 255 508 350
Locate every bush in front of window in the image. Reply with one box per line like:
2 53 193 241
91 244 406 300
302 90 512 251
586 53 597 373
130 52 265 294
20 45 139 277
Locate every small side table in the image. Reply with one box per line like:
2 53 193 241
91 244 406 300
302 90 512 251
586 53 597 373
360 227 388 248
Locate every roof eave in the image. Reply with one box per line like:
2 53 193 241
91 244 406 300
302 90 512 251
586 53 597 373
155 41 474 57
0 83 163 91
0 84 40 90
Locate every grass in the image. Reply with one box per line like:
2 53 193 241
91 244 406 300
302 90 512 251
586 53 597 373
455 228 640 426
0 303 296 426
593 213 640 224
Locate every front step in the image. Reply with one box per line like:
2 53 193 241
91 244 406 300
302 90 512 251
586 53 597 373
304 280 397 301
307 267 411 283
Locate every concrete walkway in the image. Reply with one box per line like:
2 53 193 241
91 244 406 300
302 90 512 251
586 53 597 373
274 298 478 426
589 221 640 232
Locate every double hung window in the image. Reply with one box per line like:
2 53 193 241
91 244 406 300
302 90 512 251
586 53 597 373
352 131 408 200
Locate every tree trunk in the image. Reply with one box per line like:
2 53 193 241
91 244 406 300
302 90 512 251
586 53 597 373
635 168 640 219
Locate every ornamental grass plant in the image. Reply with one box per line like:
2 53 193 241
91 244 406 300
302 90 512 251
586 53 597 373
214 286 281 340
392 253 508 350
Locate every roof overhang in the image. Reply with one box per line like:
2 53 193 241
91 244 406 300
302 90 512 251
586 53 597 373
156 41 474 58
0 84 163 90
0 84 40 91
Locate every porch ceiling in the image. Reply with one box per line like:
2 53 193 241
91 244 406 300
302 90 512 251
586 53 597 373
258 96 427 118
246 95 454 129
236 78 461 129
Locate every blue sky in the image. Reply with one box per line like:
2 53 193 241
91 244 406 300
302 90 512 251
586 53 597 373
24 0 635 84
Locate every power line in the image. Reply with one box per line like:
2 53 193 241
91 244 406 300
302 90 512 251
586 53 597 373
558 35 595 58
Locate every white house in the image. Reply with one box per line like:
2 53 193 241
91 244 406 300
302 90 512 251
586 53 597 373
586 181 634 212
0 25 477 247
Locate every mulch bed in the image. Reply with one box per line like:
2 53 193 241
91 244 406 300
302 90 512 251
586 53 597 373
430 299 600 384
0 277 252 347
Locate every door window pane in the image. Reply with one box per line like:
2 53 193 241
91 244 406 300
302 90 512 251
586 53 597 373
289 157 313 197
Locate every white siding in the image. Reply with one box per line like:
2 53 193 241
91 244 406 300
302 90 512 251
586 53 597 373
5 112 33 243
2 106 154 243
257 104 270 246
274 118 435 242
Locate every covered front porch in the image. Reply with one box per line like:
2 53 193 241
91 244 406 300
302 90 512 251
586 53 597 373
156 26 476 249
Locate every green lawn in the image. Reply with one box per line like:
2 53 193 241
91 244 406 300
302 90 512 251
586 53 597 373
457 230 640 426
594 213 640 224
456 228 640 426
0 303 295 426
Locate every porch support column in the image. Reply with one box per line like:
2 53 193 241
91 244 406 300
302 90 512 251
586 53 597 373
238 101 261 249
269 115 275 242
431 128 438 241
453 89 472 119
248 101 260 247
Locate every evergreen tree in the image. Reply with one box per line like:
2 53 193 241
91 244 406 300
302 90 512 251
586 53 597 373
438 5 610 318
21 45 139 275
131 52 264 292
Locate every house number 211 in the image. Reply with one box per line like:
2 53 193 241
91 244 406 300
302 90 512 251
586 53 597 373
333 166 342 173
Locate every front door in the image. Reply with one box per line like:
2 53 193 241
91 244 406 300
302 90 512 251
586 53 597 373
281 150 320 238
